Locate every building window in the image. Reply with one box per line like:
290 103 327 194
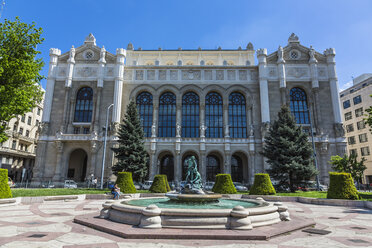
348 136 356 145
13 124 17 131
12 140 17 149
289 87 310 124
353 95 362 105
344 112 352 121
355 107 363 117
37 108 41 115
343 100 350 109
21 115 25 122
231 155 243 183
73 127 80 134
205 92 223 138
357 121 366 130
19 127 23 135
229 92 247 138
182 92 200 138
136 92 153 138
206 155 220 182
25 130 30 137
361 147 370 156
223 60 228 66
83 127 90 134
346 124 354 133
359 133 368 143
158 92 176 137
350 149 357 156
74 87 93 123
27 116 32 125
36 120 39 127
177 60 182 66
200 60 205 65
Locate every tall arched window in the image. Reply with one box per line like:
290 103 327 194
182 92 199 137
74 87 93 122
229 92 247 138
160 155 174 182
158 92 176 137
136 92 153 137
231 155 243 182
206 155 220 181
205 92 223 138
290 87 310 124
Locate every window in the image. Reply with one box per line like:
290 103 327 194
158 92 176 137
349 149 357 156
348 136 356 145
83 127 90 134
182 92 199 138
12 140 17 149
136 92 153 137
19 128 23 135
361 147 370 156
37 108 41 115
21 115 25 122
289 88 310 124
359 133 368 143
231 155 243 182
200 60 205 66
223 60 228 66
343 100 350 109
160 155 174 181
155 60 160 66
25 130 30 137
74 87 93 122
206 155 220 181
27 116 32 125
73 127 80 134
344 112 352 121
13 124 17 131
205 92 223 138
229 92 247 138
36 120 39 127
353 95 362 105
20 144 23 150
355 107 363 117
177 60 182 66
346 124 354 133
357 121 366 130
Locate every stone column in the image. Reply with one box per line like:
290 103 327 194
200 152 207 182
52 141 64 182
153 101 159 135
223 104 229 138
94 47 106 132
176 102 182 136
174 152 181 184
112 48 126 123
149 151 157 180
224 152 231 174
61 46 75 132
94 88 102 132
309 47 322 133
277 46 287 105
257 48 270 124
248 152 256 184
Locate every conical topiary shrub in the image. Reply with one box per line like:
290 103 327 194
115 172 136 193
162 174 171 192
150 174 170 193
0 169 12 199
327 172 359 200
212 174 237 194
249 173 276 195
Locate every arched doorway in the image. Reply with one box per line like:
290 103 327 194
182 152 199 180
67 149 88 182
231 152 248 183
206 154 221 182
159 154 174 182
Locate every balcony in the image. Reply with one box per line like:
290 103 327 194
0 146 36 158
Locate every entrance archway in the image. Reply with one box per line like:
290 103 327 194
231 152 248 183
159 154 174 182
67 149 88 182
206 154 221 182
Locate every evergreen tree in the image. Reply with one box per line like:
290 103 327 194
112 100 149 183
262 105 317 192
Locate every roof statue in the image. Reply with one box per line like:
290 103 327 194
84 33 96 46
246 42 254 50
288 33 299 43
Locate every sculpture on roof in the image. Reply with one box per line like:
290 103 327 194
288 33 299 43
246 42 254 50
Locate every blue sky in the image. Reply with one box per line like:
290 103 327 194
3 0 372 90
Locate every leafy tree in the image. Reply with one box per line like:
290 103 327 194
112 100 149 183
365 95 372 134
262 105 317 192
0 17 44 142
329 154 366 184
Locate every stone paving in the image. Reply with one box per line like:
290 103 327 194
0 199 372 248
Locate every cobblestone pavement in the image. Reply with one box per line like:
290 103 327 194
0 199 372 248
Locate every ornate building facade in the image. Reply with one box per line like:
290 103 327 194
32 33 346 186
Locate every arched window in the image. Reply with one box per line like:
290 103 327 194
229 92 247 138
182 92 199 137
74 87 93 122
205 92 223 138
290 87 310 124
231 155 243 182
158 92 176 137
206 155 220 181
160 155 174 182
136 92 153 137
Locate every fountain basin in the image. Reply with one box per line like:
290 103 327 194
165 192 222 203
99 197 290 229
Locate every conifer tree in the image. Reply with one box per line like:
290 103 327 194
262 105 317 192
112 100 149 183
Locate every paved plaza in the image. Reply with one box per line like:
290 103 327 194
0 199 372 248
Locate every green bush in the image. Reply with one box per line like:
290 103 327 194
249 173 276 195
212 174 237 194
150 174 170 193
0 169 12 199
115 172 136 193
327 172 359 200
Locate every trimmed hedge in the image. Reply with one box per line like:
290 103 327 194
0 169 12 199
150 174 170 193
327 172 359 200
249 173 276 195
115 172 136 193
212 174 237 194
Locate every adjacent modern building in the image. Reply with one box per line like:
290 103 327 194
32 33 346 186
0 97 44 183
340 74 372 183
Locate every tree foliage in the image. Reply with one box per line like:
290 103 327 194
329 154 366 184
0 17 44 142
262 105 317 192
112 100 149 183
365 95 372 134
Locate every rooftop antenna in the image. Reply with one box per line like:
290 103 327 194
0 0 5 19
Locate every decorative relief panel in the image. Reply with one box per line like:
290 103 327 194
216 70 224 80
268 67 277 78
204 70 212 80
159 70 166 80
135 70 144 80
239 70 247 81
317 67 328 78
105 67 114 77
124 70 133 80
57 66 67 77
250 70 258 81
286 67 309 78
182 70 201 80
170 70 178 80
227 70 236 80
75 67 97 77
147 70 155 80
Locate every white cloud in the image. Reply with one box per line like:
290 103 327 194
339 80 353 92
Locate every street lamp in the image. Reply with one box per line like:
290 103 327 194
307 107 321 191
101 103 114 189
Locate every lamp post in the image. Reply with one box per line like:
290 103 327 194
101 103 114 189
307 107 321 191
